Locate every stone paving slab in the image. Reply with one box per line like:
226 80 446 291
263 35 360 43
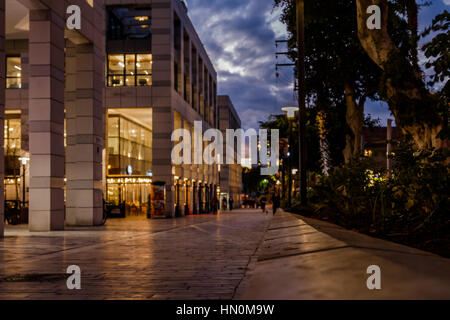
238 211 450 300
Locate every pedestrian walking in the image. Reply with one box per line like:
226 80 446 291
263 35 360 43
222 197 227 210
211 197 218 214
260 197 266 214
229 197 234 211
273 194 280 215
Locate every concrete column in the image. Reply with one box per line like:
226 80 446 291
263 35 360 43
0 0 5 238
66 42 104 226
152 4 175 218
28 9 65 231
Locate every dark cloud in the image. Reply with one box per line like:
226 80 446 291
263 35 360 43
188 0 293 129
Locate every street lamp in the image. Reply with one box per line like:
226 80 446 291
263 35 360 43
282 106 299 120
18 157 29 209
282 106 299 207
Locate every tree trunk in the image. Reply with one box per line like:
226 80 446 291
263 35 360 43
355 0 444 150
343 82 365 163
406 0 420 76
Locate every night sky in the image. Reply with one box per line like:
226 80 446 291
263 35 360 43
187 0 449 129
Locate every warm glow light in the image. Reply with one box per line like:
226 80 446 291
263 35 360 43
19 157 29 165
282 106 299 119
135 16 149 22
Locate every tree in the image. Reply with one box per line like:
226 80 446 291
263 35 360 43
356 0 447 150
274 0 382 163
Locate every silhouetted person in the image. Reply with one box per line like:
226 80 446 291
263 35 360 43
211 197 218 214
222 197 227 210
229 197 234 211
273 194 280 215
260 197 266 213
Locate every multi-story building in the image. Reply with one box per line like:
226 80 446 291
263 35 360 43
218 95 242 210
0 0 221 237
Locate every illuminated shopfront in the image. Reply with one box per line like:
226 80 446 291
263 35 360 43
4 113 25 202
106 177 152 218
106 110 153 218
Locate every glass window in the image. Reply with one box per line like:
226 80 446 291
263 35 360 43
137 54 152 74
4 117 21 153
4 116 22 177
6 57 22 89
107 6 152 41
107 54 152 87
107 114 152 176
108 54 124 87
108 116 119 137
137 54 152 86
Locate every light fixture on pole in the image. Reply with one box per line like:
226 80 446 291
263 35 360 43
18 157 30 210
282 106 299 207
282 106 299 119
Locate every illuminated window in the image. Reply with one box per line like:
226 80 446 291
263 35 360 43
6 57 22 89
4 114 22 177
125 54 136 86
364 149 373 157
136 54 152 86
107 114 152 176
108 54 124 87
107 54 152 87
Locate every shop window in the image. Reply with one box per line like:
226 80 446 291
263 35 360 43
107 114 152 176
6 57 22 89
108 54 152 87
4 116 21 176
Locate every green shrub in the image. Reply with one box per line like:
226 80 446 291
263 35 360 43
306 141 449 255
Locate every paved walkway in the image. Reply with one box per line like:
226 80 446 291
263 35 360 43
0 209 270 300
239 211 450 300
1 209 449 300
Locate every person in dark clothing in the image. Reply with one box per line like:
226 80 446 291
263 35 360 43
260 197 267 213
211 197 218 214
273 194 280 215
229 197 234 211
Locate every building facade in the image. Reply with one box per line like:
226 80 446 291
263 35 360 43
0 0 221 236
218 95 242 210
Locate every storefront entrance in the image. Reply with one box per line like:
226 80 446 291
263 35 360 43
106 177 152 219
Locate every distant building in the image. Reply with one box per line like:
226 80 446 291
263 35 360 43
218 96 243 210
362 126 399 169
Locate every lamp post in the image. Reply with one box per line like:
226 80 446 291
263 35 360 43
282 106 299 207
18 157 29 209
297 0 308 206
